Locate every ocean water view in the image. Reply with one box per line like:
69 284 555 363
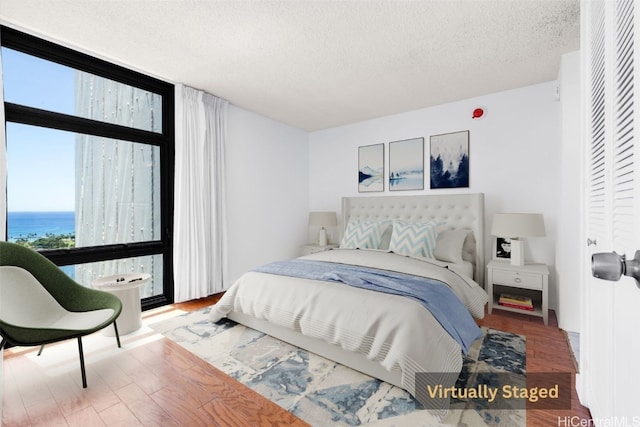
8 211 76 278
8 211 75 241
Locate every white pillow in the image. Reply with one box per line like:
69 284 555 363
340 220 384 249
434 229 470 263
377 221 393 250
388 220 440 258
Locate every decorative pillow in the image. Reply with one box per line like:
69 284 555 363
377 221 393 250
388 220 440 258
340 220 384 249
434 229 470 263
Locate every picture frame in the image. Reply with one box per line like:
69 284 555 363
358 143 384 192
493 237 512 260
389 137 424 191
430 130 470 189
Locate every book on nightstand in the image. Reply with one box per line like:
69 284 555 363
498 293 534 311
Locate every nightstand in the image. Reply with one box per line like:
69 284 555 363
486 260 549 325
301 243 338 256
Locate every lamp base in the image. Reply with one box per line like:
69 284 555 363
318 228 327 246
510 239 525 266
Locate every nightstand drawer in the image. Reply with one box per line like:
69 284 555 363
492 269 543 290
301 244 338 256
304 246 327 255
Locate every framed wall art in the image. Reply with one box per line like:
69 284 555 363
389 137 424 191
430 130 469 189
358 143 384 192
493 237 512 260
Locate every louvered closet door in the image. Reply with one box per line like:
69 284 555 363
583 0 613 417
582 0 640 419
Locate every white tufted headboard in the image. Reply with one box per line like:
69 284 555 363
341 193 485 285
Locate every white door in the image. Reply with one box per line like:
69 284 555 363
581 0 640 420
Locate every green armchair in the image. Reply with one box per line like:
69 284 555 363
0 241 123 388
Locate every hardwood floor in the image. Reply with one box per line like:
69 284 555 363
3 295 590 426
2 301 306 427
476 308 591 426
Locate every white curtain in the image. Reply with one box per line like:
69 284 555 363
174 84 228 302
74 71 163 295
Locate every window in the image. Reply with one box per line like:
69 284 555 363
1 27 174 308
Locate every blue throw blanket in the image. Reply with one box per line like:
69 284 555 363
252 259 482 354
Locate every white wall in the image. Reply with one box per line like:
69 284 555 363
225 105 309 284
309 81 562 308
556 50 581 332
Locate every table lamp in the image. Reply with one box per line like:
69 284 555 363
308 211 337 246
491 213 546 266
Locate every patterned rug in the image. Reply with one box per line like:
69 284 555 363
562 330 580 373
150 307 526 426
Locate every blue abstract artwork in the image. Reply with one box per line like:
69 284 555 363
358 143 384 192
430 130 470 189
389 137 424 191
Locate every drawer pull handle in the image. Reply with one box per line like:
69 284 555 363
514 277 522 284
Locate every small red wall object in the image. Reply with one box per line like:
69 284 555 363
472 108 484 119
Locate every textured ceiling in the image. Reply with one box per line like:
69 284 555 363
0 0 580 131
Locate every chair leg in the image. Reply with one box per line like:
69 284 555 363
113 320 121 349
37 344 45 356
77 337 87 388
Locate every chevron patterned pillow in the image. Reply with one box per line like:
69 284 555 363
340 220 384 249
388 220 440 258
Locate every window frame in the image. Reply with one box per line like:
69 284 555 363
1 26 175 310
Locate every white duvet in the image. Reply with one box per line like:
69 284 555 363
209 249 488 402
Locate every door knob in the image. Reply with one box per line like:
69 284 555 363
592 250 640 289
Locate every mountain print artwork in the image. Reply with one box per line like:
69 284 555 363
430 130 470 189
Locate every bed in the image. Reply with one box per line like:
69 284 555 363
209 193 488 415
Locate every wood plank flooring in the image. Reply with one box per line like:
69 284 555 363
3 295 591 426
476 307 591 426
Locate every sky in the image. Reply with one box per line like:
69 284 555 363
2 47 76 212
390 137 424 173
430 131 469 174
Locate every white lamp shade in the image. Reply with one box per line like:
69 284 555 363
308 211 338 227
491 213 546 238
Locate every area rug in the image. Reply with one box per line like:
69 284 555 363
150 307 526 426
562 330 580 373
